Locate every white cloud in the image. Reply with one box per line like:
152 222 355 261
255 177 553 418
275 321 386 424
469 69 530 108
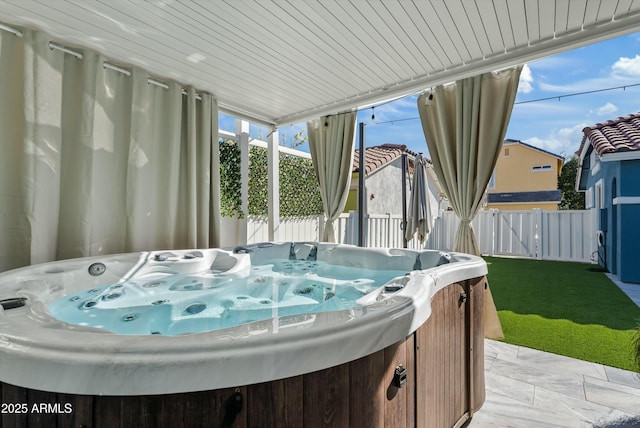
539 54 640 94
596 102 618 116
524 123 587 158
612 54 640 77
518 64 534 93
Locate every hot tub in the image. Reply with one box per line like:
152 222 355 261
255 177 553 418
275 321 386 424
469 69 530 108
0 242 487 428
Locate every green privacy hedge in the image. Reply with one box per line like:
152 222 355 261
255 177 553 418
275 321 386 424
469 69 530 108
219 141 323 218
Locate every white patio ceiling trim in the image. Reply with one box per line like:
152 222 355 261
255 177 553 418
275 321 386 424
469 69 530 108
2 1 640 127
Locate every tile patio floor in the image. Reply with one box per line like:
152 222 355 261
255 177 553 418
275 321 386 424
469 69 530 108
469 277 640 427
468 340 640 427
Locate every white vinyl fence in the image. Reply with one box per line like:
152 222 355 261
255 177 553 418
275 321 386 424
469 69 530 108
247 216 321 243
243 212 422 249
236 208 596 263
425 209 596 263
333 213 424 249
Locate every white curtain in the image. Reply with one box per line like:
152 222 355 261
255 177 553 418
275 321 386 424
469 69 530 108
307 112 357 242
0 28 220 272
417 67 522 254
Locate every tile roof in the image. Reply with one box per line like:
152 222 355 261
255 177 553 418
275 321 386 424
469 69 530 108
579 112 640 156
487 190 562 204
352 143 422 174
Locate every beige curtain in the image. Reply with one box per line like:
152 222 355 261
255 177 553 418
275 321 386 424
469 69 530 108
0 28 220 272
417 66 522 339
417 67 522 254
307 112 357 242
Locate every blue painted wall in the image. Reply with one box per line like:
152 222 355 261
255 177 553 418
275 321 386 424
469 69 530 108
588 157 640 283
618 160 640 283
620 160 640 196
588 157 614 272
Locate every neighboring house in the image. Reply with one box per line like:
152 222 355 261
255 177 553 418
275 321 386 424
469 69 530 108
344 144 445 221
576 113 640 284
485 139 564 210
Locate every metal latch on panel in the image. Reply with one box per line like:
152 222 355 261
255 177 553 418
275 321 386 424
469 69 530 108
393 364 407 388
459 292 468 304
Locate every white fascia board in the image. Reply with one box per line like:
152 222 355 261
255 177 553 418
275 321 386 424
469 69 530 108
601 152 640 162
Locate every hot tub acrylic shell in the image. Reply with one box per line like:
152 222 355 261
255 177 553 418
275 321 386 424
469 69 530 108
0 242 487 427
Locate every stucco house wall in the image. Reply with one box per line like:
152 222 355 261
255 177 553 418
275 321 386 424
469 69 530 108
345 145 444 223
365 157 408 215
577 114 640 284
582 154 640 283
486 139 563 210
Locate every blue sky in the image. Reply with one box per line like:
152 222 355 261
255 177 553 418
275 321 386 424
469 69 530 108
221 31 640 160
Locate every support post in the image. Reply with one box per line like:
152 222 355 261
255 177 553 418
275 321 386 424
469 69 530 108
267 127 280 242
358 122 366 247
490 209 498 257
236 119 250 245
401 153 408 248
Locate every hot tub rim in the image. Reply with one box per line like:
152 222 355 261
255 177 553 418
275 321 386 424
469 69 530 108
0 243 487 395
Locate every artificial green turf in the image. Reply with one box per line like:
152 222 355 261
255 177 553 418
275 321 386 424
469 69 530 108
484 256 640 371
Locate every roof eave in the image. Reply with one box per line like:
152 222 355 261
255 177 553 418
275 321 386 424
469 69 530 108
600 151 640 162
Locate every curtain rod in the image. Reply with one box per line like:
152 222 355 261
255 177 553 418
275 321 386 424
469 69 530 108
146 78 202 100
49 42 83 59
2 21 203 100
0 22 22 37
147 77 169 90
103 61 131 77
182 89 202 101
102 62 201 99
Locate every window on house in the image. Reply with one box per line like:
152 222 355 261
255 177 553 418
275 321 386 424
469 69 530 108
504 148 510 157
595 179 603 209
531 164 552 172
586 187 593 209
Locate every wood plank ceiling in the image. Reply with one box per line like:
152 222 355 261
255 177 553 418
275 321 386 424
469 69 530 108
1 1 640 126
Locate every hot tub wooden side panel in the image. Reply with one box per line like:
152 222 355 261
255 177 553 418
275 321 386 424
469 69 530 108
472 276 487 413
0 277 485 428
414 277 486 428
